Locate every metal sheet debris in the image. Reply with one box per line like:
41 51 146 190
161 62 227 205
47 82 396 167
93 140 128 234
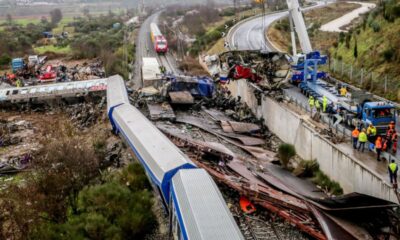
147 103 176 121
169 91 194 104
175 115 272 160
226 121 260 133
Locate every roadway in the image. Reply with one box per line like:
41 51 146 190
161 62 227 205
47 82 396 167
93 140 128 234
227 1 328 51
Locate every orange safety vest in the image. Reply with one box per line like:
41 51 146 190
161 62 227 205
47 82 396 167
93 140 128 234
375 138 382 149
352 129 359 138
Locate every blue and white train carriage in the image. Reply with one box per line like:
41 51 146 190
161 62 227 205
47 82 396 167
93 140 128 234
106 75 243 240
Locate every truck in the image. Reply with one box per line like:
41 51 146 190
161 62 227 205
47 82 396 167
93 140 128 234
12 58 25 73
286 0 396 133
298 81 396 134
141 57 163 87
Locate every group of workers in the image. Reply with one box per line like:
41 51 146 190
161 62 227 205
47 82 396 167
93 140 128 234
352 122 398 188
352 122 397 157
1 73 23 87
308 95 328 113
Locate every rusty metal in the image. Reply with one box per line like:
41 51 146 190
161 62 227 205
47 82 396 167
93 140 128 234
193 160 326 240
160 128 326 239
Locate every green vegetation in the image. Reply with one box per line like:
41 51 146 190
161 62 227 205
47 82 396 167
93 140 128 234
293 159 343 196
34 45 71 54
0 9 134 79
68 13 135 79
32 163 156 240
278 143 296 169
0 124 156 239
330 0 400 100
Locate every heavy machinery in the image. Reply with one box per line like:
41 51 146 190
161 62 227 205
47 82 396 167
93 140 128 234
12 58 25 73
286 0 395 133
150 23 168 54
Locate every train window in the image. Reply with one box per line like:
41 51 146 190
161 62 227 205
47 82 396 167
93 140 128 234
12 90 18 95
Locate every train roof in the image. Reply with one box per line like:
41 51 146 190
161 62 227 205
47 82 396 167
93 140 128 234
111 104 196 203
106 75 129 113
171 169 244 240
150 22 162 37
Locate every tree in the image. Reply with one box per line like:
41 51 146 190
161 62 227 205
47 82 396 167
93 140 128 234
345 33 351 49
82 7 90 18
6 13 12 25
41 16 49 25
32 163 157 240
278 143 296 169
50 8 63 25
353 38 358 59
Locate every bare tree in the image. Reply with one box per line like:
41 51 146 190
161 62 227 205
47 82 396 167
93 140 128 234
50 8 63 25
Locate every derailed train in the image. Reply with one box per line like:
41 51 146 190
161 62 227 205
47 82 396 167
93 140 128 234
106 75 243 240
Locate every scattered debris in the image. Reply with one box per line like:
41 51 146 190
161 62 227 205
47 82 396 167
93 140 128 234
168 91 194 104
147 102 176 121
65 99 106 130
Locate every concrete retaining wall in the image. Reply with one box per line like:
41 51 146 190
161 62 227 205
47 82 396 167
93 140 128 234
227 79 399 203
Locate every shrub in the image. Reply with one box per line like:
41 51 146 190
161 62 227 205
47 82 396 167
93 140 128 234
293 159 319 178
0 54 11 66
278 143 296 168
312 171 343 196
32 163 157 240
382 48 395 61
370 21 381 32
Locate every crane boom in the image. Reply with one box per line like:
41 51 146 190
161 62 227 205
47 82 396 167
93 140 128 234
286 0 313 54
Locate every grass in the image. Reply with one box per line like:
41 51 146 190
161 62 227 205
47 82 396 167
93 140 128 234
207 38 225 55
34 45 71 55
331 15 400 100
0 18 40 26
267 2 361 52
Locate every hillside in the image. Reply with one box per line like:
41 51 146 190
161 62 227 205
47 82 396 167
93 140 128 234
331 1 400 100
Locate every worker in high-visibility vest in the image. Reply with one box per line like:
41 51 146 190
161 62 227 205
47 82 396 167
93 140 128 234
358 128 368 152
388 160 398 188
16 79 22 88
340 86 347 96
315 99 321 112
308 96 314 112
352 127 359 149
367 124 377 151
375 136 383 161
322 96 328 113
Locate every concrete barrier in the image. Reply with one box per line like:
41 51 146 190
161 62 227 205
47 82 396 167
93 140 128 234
227 79 399 203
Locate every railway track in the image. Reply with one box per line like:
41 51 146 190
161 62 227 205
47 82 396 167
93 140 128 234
157 53 177 74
